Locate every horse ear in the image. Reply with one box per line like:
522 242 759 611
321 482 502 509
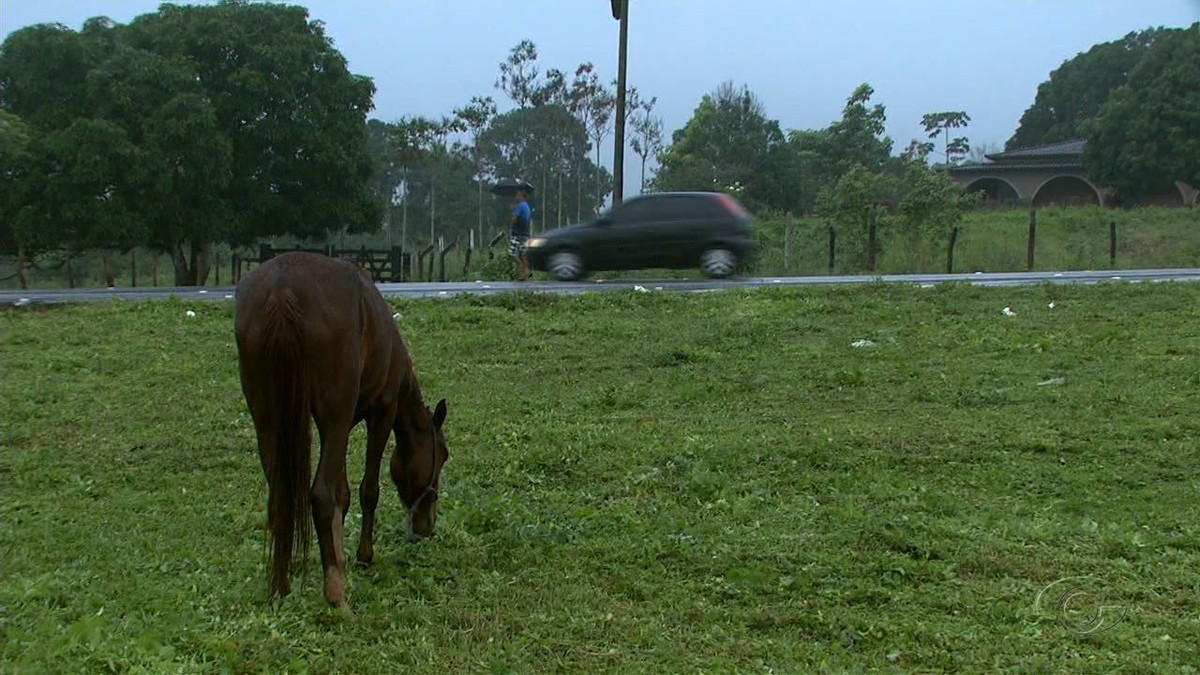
432 398 448 427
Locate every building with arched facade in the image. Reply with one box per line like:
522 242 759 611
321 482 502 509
949 139 1198 207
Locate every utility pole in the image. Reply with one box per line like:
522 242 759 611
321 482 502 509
611 0 629 206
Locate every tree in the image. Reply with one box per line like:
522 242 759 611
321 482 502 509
0 2 382 285
825 83 893 175
652 82 785 211
1007 27 1176 149
815 165 888 271
920 111 971 165
453 96 498 237
628 94 664 192
583 84 615 209
895 159 973 271
1085 23 1200 202
495 39 542 108
0 109 34 286
479 105 607 223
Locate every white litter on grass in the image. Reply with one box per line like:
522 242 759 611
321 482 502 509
185 310 196 317
633 285 649 293
392 312 402 321
919 283 935 289
1037 377 1066 387
1002 306 1016 316
1048 301 1056 309
851 339 876 349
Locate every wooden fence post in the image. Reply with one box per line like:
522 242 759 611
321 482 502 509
464 230 474 276
439 238 458 282
390 246 404 281
1109 221 1117 266
867 208 878 272
1026 209 1037 271
784 211 794 272
419 244 435 282
946 225 959 274
828 225 836 273
103 252 115 288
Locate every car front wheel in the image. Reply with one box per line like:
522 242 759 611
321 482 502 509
548 250 585 281
699 248 738 278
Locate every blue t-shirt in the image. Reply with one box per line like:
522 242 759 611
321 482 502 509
512 201 532 235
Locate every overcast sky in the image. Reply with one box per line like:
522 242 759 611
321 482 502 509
3 1 1198 192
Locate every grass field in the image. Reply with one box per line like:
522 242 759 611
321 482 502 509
2 282 1199 672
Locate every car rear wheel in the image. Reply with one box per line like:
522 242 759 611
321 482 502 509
699 248 738 278
548 250 585 281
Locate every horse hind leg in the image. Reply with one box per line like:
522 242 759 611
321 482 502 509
311 421 353 610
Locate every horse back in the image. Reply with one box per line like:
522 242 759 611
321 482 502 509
235 253 405 404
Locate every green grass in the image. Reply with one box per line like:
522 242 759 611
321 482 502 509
3 282 1200 672
754 206 1200 275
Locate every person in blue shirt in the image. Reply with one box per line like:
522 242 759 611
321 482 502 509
510 188 533 281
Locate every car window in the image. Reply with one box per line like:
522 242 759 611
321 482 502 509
611 198 658 223
616 196 707 223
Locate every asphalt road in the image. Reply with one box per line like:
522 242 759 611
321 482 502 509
5 268 1200 307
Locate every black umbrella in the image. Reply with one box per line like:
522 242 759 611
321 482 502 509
490 178 535 197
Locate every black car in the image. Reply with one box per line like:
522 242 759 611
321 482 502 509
525 191 757 281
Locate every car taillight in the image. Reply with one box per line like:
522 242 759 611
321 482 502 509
716 193 749 217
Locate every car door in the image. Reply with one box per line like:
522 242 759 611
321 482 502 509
605 198 660 269
644 196 707 267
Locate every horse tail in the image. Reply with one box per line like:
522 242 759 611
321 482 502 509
258 289 312 600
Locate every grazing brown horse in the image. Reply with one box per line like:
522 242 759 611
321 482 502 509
234 252 449 610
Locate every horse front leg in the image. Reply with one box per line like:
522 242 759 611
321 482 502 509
312 422 353 610
357 409 395 568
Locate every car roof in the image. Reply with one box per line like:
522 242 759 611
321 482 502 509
626 191 726 200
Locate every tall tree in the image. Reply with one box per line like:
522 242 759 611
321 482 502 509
628 94 664 193
454 96 498 238
825 83 892 175
495 39 541 108
1007 27 1176 149
1085 23 1200 202
0 109 35 286
920 111 971 165
479 105 607 222
0 2 382 285
652 82 786 211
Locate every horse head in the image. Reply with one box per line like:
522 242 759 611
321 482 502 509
390 398 449 542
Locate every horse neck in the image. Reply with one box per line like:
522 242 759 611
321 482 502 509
394 366 430 439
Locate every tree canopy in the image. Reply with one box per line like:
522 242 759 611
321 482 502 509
651 82 787 210
1084 23 1200 202
0 1 381 284
1007 27 1177 150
